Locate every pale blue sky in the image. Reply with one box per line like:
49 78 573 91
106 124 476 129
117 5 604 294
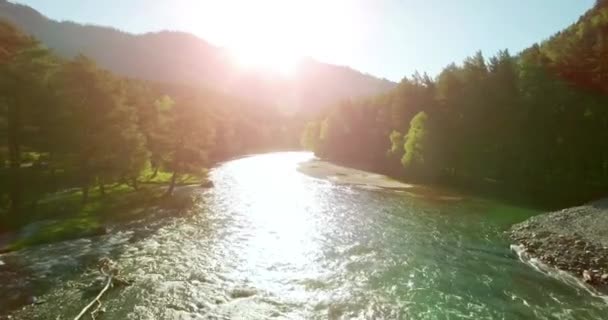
13 0 596 81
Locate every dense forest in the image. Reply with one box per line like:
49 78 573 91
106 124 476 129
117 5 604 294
302 0 608 208
0 21 299 232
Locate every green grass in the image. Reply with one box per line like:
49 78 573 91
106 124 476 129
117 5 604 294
139 168 206 185
3 185 139 251
2 177 206 252
7 217 102 251
1 168 210 252
31 184 134 221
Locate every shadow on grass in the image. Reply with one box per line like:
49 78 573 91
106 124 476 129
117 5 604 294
2 172 208 253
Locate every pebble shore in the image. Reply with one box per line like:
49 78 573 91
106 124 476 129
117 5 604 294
510 199 608 293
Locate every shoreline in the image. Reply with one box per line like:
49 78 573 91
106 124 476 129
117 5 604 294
510 200 608 293
0 184 208 315
302 156 608 294
298 158 465 202
0 183 207 254
298 159 414 190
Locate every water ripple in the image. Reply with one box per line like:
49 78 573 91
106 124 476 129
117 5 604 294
2 152 607 319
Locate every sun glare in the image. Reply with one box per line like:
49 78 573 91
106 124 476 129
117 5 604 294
230 46 300 75
187 0 343 75
184 0 370 75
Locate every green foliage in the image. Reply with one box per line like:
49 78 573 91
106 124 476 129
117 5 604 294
54 55 150 200
311 2 608 207
159 96 214 195
0 21 300 231
0 21 57 224
388 130 403 156
401 112 428 169
154 95 174 112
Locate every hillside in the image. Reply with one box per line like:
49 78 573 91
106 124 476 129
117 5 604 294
0 0 395 114
532 0 608 95
302 0 608 208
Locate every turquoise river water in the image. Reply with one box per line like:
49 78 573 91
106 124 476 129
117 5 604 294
1 152 607 319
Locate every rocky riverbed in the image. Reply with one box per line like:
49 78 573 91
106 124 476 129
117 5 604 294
510 199 608 293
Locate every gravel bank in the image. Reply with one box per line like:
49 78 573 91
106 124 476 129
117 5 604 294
510 199 608 293
298 159 466 203
298 159 414 189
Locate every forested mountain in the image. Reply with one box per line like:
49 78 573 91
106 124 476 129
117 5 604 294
302 0 608 208
0 19 302 230
0 0 395 114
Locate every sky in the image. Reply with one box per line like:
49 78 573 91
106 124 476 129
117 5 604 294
13 0 596 81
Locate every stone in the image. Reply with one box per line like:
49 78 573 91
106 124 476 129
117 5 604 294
583 270 593 283
510 199 608 293
92 226 108 236
230 287 256 299
200 180 214 188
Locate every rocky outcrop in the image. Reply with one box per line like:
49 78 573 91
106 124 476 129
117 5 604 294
510 199 608 292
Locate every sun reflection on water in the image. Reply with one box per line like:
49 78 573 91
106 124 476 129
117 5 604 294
5 152 608 319
218 152 326 286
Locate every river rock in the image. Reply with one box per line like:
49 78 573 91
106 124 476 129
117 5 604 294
230 287 257 299
510 198 608 293
89 226 108 237
200 180 214 188
583 270 593 283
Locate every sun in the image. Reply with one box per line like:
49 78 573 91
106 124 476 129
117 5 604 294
190 0 310 75
186 0 365 76
230 45 300 75
187 0 341 74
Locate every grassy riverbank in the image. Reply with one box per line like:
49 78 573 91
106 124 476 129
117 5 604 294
0 171 208 253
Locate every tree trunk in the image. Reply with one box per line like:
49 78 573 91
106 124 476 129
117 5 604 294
131 177 139 191
7 98 22 219
148 160 158 180
150 165 159 179
98 179 106 197
48 152 59 190
82 184 90 204
165 172 178 197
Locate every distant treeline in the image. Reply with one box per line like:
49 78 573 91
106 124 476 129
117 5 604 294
0 21 298 228
302 1 608 208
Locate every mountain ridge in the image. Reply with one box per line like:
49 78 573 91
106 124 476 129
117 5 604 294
0 0 396 113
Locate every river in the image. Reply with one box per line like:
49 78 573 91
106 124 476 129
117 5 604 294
1 152 607 319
